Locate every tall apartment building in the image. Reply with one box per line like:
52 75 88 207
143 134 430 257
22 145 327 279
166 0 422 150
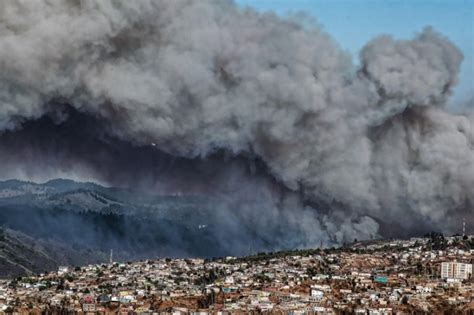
441 261 473 279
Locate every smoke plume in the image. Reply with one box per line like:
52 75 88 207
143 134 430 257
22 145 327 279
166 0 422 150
0 0 472 251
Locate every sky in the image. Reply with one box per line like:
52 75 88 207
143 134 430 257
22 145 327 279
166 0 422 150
236 0 473 107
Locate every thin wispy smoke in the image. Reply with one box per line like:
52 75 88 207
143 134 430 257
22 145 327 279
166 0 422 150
0 0 472 250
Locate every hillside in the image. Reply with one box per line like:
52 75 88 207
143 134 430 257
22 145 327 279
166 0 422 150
0 228 106 278
0 179 226 277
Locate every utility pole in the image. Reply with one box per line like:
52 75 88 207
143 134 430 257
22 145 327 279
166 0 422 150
109 249 113 264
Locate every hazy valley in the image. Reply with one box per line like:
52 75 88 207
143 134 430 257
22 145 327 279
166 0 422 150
0 179 239 277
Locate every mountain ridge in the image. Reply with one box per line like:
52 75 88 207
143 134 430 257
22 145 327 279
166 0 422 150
0 179 241 277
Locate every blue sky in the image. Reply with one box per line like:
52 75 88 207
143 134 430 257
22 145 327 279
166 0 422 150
236 0 473 106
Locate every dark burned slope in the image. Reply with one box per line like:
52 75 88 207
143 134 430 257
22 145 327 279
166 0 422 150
0 228 106 279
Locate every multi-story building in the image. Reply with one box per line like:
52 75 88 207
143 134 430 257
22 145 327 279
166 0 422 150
441 262 472 279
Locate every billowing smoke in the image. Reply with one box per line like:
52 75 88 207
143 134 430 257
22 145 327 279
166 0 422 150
0 0 472 252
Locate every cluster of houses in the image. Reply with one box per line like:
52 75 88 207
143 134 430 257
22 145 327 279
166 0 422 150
0 236 472 314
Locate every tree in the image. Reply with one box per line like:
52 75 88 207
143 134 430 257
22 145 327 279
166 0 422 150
428 232 447 250
401 295 409 305
416 262 423 275
0 227 5 241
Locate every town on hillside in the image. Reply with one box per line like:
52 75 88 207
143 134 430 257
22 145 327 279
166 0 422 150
0 234 473 314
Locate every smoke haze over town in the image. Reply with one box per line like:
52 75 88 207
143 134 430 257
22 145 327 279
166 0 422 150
0 0 472 256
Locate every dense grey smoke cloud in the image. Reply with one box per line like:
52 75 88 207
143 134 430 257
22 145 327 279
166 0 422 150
0 0 472 249
0 111 380 252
